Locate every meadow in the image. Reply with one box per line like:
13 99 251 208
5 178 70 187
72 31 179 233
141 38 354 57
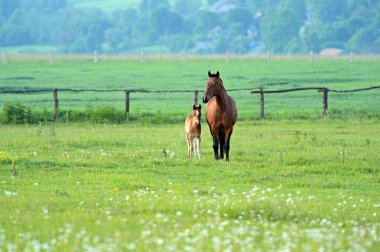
0 56 379 251
0 120 379 251
1 55 380 121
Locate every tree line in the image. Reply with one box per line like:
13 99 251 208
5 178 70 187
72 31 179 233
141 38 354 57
0 0 379 54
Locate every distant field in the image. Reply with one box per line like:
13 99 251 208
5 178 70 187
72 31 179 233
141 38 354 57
0 55 379 120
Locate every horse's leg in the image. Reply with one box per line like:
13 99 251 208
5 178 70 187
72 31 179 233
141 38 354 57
219 130 225 160
195 137 201 159
186 135 191 158
193 138 196 159
212 135 219 160
190 137 194 159
224 128 233 161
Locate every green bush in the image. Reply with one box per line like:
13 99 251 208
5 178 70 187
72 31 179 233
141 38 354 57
86 105 125 123
2 102 33 124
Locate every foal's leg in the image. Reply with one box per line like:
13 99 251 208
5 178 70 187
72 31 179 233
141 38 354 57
186 135 191 158
195 137 201 159
224 128 233 161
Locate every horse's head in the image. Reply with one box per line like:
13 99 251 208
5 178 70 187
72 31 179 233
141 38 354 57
203 70 222 103
193 104 201 126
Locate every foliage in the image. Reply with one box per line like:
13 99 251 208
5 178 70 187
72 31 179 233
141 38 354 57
0 0 379 54
2 102 33 124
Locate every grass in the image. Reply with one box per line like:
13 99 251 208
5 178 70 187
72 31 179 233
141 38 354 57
0 55 380 121
0 120 379 251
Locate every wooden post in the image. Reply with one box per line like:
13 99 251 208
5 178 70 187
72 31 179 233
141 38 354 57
322 89 328 117
259 88 265 119
52 88 59 120
309 50 313 62
350 51 354 62
226 49 231 62
267 51 271 61
49 52 54 64
3 52 8 64
94 51 98 63
125 91 130 121
140 50 144 63
194 90 198 105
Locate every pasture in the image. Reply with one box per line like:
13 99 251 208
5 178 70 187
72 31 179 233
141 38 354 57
1 55 380 121
0 120 379 250
0 56 379 250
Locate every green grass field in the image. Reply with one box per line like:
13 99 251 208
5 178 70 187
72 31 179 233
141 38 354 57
0 57 379 250
0 120 379 250
1 55 380 121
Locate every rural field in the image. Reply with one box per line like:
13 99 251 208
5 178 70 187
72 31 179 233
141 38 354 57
0 56 380 251
1 55 380 121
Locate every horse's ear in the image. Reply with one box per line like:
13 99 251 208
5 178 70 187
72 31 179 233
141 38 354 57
208 70 211 78
216 71 219 78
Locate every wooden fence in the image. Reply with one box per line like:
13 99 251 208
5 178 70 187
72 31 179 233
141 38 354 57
251 86 380 118
0 85 379 120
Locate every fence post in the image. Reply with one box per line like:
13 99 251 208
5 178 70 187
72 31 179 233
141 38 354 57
94 51 98 63
194 90 198 105
226 49 231 62
259 88 265 119
3 52 8 64
322 89 328 117
49 52 54 64
125 90 130 121
52 88 59 120
140 50 144 63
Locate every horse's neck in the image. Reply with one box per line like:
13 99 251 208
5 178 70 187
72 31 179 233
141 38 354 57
216 88 229 109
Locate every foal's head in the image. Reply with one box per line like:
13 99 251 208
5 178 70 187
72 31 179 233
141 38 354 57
202 70 223 103
193 104 201 126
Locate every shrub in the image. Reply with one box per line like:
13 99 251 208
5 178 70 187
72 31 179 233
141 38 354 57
87 105 125 123
2 102 33 124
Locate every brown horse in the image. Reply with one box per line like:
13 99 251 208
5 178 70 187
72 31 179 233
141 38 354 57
202 71 237 161
185 104 202 159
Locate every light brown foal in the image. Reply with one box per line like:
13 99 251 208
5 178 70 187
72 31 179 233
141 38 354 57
185 104 201 159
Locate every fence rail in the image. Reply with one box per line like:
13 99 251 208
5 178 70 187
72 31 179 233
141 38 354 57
251 85 380 118
1 85 379 120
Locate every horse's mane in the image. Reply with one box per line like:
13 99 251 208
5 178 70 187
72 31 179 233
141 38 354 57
209 72 226 92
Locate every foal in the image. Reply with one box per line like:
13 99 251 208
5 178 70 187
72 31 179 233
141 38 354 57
185 104 201 159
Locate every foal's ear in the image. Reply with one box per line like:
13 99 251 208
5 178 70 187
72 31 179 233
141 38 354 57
193 104 196 110
198 105 201 110
216 71 219 78
208 70 211 78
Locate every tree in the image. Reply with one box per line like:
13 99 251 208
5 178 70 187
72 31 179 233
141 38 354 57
261 0 306 53
151 8 186 36
308 0 347 22
0 0 20 18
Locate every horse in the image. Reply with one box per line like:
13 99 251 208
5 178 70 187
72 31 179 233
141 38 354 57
202 71 237 161
185 104 202 159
